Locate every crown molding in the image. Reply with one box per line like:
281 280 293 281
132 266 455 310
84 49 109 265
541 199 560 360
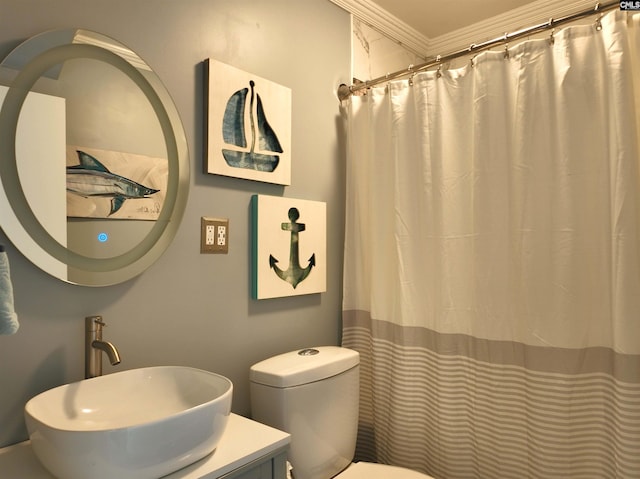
427 0 597 55
328 0 431 58
330 0 599 60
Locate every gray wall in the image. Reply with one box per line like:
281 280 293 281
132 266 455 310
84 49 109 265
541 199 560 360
0 0 350 448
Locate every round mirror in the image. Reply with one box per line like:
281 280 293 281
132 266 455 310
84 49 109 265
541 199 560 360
0 29 189 286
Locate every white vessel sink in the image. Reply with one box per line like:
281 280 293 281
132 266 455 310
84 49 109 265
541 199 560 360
24 366 233 479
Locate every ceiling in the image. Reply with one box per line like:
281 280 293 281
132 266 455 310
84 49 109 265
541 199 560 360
371 0 540 38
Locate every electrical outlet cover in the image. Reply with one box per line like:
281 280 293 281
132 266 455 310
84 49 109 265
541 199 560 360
201 217 229 253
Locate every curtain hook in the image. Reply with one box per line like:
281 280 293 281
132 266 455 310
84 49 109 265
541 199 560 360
502 33 510 59
362 79 370 97
468 43 477 68
549 28 555 45
435 55 443 78
407 64 414 85
595 14 603 31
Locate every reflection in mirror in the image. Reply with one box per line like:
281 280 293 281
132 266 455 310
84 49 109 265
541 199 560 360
0 29 189 286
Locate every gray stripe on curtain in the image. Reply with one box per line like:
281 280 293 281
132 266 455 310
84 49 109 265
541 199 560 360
343 309 640 479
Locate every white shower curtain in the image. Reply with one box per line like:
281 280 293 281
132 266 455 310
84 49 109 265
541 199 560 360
342 11 640 479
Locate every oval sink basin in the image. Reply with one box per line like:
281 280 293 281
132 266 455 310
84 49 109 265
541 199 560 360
24 366 233 479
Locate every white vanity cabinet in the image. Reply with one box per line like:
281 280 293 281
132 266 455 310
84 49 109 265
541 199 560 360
216 449 288 479
0 414 290 479
165 414 289 479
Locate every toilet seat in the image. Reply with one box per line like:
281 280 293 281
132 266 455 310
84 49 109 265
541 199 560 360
335 461 434 478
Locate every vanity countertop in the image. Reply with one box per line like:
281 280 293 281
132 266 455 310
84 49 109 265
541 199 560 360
0 413 290 479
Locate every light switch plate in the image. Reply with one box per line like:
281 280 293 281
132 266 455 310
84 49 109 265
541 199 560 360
201 217 229 254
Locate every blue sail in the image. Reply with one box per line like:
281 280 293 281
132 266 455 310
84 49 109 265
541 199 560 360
256 93 283 154
222 88 248 148
222 80 281 172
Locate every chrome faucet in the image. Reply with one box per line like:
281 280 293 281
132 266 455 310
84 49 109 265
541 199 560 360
85 316 121 379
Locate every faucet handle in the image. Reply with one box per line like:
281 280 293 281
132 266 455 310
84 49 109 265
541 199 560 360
86 315 106 328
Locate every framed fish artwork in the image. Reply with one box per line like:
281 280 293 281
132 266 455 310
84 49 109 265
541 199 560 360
66 146 167 220
205 59 292 186
251 194 326 299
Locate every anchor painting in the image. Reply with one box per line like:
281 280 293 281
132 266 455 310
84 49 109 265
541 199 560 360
206 59 291 185
269 207 315 288
252 195 326 299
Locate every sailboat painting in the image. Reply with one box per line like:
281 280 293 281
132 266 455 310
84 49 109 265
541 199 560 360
206 59 291 185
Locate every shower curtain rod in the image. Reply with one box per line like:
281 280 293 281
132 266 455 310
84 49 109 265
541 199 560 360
337 0 620 101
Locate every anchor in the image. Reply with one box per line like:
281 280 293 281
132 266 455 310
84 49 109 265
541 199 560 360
269 207 315 288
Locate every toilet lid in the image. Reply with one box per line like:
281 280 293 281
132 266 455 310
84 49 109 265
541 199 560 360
335 462 435 479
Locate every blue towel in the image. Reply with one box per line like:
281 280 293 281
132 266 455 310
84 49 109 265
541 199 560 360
0 250 19 335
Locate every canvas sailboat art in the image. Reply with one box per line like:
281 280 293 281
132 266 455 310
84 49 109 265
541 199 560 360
222 80 283 172
206 58 291 185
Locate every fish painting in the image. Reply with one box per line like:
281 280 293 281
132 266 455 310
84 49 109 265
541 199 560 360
66 150 160 216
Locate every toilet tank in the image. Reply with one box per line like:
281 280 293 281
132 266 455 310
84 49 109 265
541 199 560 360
250 346 360 479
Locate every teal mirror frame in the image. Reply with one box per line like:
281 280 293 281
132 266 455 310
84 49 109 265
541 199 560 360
0 29 189 286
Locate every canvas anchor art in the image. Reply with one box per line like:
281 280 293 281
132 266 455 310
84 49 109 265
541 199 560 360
269 207 315 288
252 194 325 299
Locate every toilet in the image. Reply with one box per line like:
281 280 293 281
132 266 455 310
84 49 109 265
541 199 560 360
250 346 434 479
